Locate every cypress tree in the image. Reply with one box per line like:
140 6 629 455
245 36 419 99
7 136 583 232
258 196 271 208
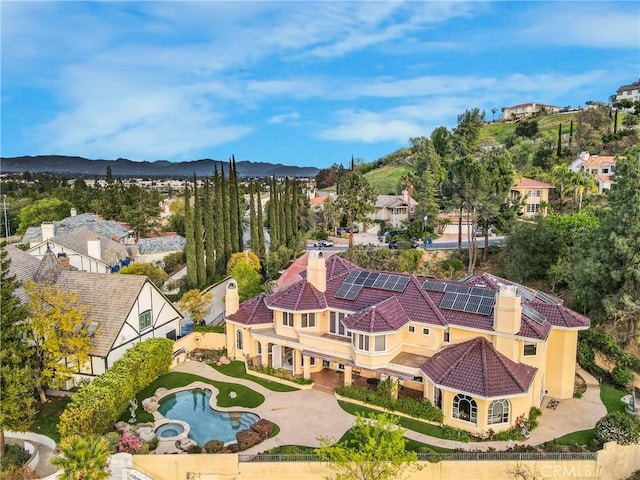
193 176 206 287
284 177 293 247
256 185 265 257
203 178 215 284
278 181 286 248
213 164 225 276
291 179 300 239
221 164 232 267
228 157 240 255
232 156 244 252
184 183 197 289
249 183 258 253
557 123 562 157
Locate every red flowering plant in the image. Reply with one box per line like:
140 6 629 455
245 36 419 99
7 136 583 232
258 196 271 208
118 433 143 453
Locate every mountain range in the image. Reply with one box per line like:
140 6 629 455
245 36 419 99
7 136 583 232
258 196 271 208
0 155 320 178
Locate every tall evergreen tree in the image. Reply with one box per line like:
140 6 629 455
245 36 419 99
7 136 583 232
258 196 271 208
256 186 265 258
557 123 562 157
228 157 240 253
284 177 293 247
278 181 287 248
335 170 378 248
213 165 225 276
232 156 244 252
572 145 640 344
249 183 258 253
268 177 280 251
203 178 216 284
192 176 206 287
0 245 37 454
221 164 232 266
183 184 197 289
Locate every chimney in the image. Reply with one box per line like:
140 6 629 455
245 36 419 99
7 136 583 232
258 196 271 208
87 236 102 260
41 222 55 241
225 279 240 316
70 207 77 217
493 285 522 361
306 250 326 293
57 253 70 270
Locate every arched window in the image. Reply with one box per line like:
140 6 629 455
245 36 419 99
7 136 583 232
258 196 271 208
452 394 477 424
488 399 510 424
236 329 244 351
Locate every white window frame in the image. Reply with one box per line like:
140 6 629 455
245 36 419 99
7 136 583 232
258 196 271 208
523 342 537 356
526 203 540 214
139 310 152 331
452 394 477 424
329 311 351 337
236 329 244 350
374 335 386 352
408 325 415 333
301 312 316 328
488 399 510 425
422 327 430 336
283 311 294 327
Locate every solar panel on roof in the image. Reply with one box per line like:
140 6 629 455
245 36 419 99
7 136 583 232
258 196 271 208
445 284 470 294
354 271 369 284
477 304 494 316
383 276 398 289
535 290 558 305
439 293 456 309
363 276 377 287
422 281 447 292
523 305 546 325
517 286 535 302
372 275 388 289
452 296 468 310
470 287 496 297
395 277 410 291
480 296 495 307
334 285 351 299
343 284 363 300
439 291 495 316
466 295 482 308
345 270 360 283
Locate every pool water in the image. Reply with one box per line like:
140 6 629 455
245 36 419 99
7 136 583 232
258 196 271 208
157 389 259 445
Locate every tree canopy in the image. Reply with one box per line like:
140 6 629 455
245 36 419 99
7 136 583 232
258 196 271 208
335 170 378 247
119 262 168 288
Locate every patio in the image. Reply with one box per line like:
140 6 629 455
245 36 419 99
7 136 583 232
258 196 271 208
310 368 424 399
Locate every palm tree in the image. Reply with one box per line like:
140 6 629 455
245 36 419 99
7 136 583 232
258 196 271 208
50 435 111 480
491 107 498 122
572 171 598 211
547 163 575 214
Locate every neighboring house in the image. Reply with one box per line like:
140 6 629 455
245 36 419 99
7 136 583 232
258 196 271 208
22 212 135 248
136 234 186 264
569 151 618 194
511 178 554 217
371 190 418 229
26 229 132 273
224 252 589 435
615 79 640 104
501 103 560 120
6 245 182 384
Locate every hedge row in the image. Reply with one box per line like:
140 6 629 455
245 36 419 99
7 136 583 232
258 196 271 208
58 338 173 439
334 385 444 423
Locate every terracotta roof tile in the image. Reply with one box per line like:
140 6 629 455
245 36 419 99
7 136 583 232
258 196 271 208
343 297 410 333
227 293 273 325
421 338 537 397
266 280 327 311
513 177 554 189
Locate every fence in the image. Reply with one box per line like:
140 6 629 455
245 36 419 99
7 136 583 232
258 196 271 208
238 451 597 463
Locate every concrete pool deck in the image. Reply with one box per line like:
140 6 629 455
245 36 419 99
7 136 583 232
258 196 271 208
172 361 607 454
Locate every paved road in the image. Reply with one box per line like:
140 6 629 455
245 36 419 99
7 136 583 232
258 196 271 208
306 236 506 252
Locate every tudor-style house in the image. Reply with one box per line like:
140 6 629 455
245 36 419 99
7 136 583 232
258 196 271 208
225 252 589 435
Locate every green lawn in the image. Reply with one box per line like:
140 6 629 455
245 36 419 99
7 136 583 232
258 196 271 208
364 165 413 195
30 397 70 442
554 429 595 446
129 372 266 423
337 400 458 447
600 385 626 414
211 361 298 392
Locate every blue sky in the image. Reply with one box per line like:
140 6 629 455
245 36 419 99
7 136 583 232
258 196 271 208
2 1 639 169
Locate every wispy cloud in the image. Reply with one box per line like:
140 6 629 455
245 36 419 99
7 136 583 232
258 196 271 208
269 112 300 124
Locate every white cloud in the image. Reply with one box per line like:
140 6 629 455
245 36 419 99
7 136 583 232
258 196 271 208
269 112 300 124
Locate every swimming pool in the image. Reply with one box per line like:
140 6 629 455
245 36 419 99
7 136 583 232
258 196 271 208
157 389 259 445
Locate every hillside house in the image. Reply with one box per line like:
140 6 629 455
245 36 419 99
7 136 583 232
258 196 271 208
370 190 418 229
501 103 560 120
615 79 640 104
6 245 181 385
224 252 589 436
570 151 618 193
511 178 554 217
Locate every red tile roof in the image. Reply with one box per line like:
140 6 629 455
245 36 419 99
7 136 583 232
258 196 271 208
267 280 327 311
421 337 537 398
526 301 590 329
582 155 617 168
227 293 273 325
343 297 410 333
513 177 554 189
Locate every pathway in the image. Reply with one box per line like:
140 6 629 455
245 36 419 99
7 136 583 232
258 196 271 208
171 361 607 453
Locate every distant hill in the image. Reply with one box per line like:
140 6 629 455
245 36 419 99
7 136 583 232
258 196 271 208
0 155 320 178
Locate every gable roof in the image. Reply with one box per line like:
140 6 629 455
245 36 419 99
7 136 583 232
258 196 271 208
4 245 41 302
21 213 132 244
137 235 186 254
581 155 617 168
33 229 131 265
421 337 537 398
375 194 418 209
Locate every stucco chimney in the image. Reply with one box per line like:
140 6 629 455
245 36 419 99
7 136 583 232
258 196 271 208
87 236 101 260
70 207 77 217
306 250 326 293
41 222 55 241
225 279 240 316
493 285 522 361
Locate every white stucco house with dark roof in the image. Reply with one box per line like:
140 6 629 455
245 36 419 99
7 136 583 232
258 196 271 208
224 252 589 436
5 245 182 384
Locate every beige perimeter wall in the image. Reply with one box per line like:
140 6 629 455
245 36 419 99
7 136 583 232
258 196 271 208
133 441 640 480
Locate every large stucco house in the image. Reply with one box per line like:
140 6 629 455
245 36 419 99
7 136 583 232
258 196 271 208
224 252 589 436
511 178 554 217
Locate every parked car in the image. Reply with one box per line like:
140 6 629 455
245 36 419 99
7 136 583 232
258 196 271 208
337 226 359 235
388 239 418 250
313 240 335 248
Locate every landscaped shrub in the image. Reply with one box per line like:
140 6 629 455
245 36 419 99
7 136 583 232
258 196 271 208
611 365 634 388
595 412 640 445
203 439 225 453
440 425 470 442
494 428 522 441
335 385 444 423
118 433 143 454
102 432 121 453
58 338 173 439
236 428 263 451
250 419 275 438
1 444 30 470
